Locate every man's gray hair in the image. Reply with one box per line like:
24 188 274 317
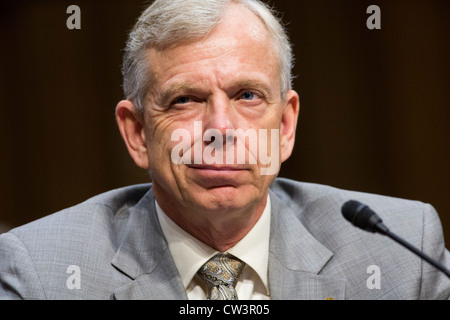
122 0 294 112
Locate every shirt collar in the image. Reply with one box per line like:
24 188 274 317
155 195 271 292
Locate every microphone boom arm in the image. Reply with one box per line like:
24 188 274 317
342 200 450 278
383 228 450 278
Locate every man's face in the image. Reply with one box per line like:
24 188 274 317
120 5 299 216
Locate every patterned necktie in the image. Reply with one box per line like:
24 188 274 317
197 252 245 300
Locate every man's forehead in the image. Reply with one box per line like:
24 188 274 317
146 3 272 66
144 3 279 101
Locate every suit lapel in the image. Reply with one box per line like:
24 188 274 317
268 189 347 300
110 187 186 300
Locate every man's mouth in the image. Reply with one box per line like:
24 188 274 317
187 164 247 171
186 164 250 187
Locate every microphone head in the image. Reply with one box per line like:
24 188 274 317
341 200 366 222
341 200 386 233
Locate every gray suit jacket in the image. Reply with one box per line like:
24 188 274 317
1 178 449 299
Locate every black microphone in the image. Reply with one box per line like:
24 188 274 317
341 200 450 278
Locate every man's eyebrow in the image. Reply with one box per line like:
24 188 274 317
229 78 273 94
158 77 275 105
159 82 202 106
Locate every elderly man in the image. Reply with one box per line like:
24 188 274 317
1 0 449 300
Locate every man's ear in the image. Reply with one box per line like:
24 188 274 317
115 100 150 169
280 90 300 163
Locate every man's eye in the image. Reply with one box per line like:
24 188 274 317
240 91 255 100
173 96 191 104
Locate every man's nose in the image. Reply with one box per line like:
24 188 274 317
202 95 236 142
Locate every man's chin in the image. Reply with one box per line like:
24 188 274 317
186 184 259 213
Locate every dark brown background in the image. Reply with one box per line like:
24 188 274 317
1 0 449 246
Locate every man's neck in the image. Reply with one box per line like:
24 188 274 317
153 184 268 251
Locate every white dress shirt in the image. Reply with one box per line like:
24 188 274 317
155 195 271 300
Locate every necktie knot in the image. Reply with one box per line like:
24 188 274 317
197 253 245 300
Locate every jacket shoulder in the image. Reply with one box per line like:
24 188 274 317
0 184 152 299
10 183 151 237
270 177 428 223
